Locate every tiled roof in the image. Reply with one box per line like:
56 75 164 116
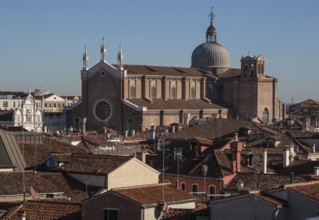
21 137 90 169
38 173 88 201
0 171 59 196
57 154 133 175
47 153 72 163
254 193 287 207
125 98 229 110
146 139 229 179
1 200 81 220
287 181 319 201
0 171 89 201
166 118 254 140
213 150 233 177
224 173 308 193
112 184 196 206
122 64 210 77
161 203 208 219
218 68 241 78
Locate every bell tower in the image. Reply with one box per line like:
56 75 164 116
241 55 265 78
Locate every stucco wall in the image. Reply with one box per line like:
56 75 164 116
82 193 141 220
108 158 159 189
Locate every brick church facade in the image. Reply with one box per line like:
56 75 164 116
70 9 285 133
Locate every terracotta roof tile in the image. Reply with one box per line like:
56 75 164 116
1 200 81 220
57 154 133 175
125 98 229 110
112 184 196 206
287 181 319 201
224 173 308 193
121 64 210 77
21 137 90 169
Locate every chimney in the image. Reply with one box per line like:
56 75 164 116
234 133 238 142
81 117 87 135
232 161 237 173
283 148 290 167
18 210 26 220
231 141 243 172
313 144 316 153
314 167 319 175
262 149 268 174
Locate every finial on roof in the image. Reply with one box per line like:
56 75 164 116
100 37 107 62
118 44 124 70
209 6 215 25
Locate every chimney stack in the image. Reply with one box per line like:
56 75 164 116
314 167 319 175
262 149 268 174
230 141 243 172
283 148 290 167
81 117 87 135
18 210 26 220
313 144 316 153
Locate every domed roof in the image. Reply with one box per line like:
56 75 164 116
191 41 230 70
191 8 231 74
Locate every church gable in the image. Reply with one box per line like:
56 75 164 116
86 62 120 80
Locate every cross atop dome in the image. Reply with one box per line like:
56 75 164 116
209 6 215 25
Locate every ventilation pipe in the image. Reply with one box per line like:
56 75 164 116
313 144 316 153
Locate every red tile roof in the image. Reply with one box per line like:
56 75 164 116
125 98 229 110
1 200 81 220
57 154 133 175
121 64 210 77
288 181 319 201
112 184 196 206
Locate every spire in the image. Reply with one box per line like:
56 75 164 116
100 37 107 62
206 6 217 43
209 6 215 25
117 44 124 70
82 46 89 70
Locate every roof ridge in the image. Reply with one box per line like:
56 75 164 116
112 183 170 191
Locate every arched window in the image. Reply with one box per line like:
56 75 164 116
171 81 176 99
191 82 196 99
192 184 199 193
151 81 157 98
129 80 136 98
209 185 216 200
250 64 255 74
180 182 186 191
262 107 269 124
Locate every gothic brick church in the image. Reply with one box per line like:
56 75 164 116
71 8 285 133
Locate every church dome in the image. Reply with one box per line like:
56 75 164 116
191 41 230 72
191 8 231 75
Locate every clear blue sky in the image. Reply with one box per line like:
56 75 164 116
0 0 318 103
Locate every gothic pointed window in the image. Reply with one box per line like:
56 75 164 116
191 81 196 99
129 80 136 98
151 81 157 98
263 108 269 124
171 81 176 99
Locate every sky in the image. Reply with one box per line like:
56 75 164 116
0 0 318 103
